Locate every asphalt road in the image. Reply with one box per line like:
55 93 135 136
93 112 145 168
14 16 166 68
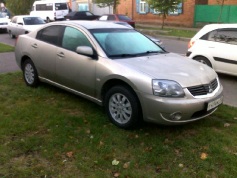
0 32 236 107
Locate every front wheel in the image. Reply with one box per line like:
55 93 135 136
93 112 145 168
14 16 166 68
104 85 141 129
194 56 212 68
23 59 39 87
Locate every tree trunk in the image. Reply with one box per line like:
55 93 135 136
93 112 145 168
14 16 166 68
161 13 166 29
218 0 224 23
113 0 116 14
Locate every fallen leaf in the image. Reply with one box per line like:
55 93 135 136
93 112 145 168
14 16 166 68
200 152 208 160
123 162 130 169
99 141 104 146
179 163 184 168
114 172 120 177
224 123 230 127
112 159 120 166
66 151 73 158
86 129 91 134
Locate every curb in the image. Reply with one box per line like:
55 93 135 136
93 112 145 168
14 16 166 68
136 28 191 42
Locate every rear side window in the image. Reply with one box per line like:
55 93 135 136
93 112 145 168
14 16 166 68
206 28 237 45
118 15 131 21
36 25 64 46
55 3 68 10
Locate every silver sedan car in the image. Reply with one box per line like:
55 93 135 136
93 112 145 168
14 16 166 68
15 21 223 129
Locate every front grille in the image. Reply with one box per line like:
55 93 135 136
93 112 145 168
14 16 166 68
188 78 218 96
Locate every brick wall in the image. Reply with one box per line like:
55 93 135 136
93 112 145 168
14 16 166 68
208 0 237 4
117 0 196 27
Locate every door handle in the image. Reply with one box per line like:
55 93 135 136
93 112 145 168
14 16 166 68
31 44 37 48
57 52 65 58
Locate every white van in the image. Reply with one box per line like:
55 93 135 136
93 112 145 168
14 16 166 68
30 0 69 22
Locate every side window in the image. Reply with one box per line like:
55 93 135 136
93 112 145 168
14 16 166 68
36 25 64 46
208 28 237 45
62 27 92 52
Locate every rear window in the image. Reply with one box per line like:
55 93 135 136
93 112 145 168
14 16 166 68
55 3 68 10
118 15 131 21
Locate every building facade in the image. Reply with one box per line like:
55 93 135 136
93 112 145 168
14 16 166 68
116 0 237 27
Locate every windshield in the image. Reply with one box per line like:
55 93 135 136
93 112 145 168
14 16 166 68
23 17 45 25
90 29 164 59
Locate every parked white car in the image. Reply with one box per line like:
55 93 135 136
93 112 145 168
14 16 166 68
7 15 45 38
187 24 237 77
0 12 10 32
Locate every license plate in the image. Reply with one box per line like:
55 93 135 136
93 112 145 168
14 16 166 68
207 96 223 111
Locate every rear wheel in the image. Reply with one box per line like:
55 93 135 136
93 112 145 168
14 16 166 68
8 31 15 39
194 56 212 68
104 85 141 129
22 59 39 87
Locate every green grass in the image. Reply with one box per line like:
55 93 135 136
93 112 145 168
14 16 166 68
136 25 198 38
0 43 14 53
0 72 237 177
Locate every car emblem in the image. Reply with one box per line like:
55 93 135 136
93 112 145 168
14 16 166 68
208 85 213 93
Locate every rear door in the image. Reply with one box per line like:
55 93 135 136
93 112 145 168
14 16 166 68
208 28 237 76
55 3 69 20
33 25 65 80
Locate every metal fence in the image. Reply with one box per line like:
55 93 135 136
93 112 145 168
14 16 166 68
194 5 237 27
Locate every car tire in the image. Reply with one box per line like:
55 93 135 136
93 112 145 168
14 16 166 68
8 31 15 39
194 56 212 68
104 85 141 129
23 59 39 87
46 18 50 23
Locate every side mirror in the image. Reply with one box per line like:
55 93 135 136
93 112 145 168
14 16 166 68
76 46 97 59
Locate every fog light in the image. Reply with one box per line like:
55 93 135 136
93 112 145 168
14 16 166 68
170 112 182 121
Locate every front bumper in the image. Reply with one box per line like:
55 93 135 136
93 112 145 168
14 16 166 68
139 83 223 125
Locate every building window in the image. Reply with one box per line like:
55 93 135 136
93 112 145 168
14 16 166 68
140 0 146 13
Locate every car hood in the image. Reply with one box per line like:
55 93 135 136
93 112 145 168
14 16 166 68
0 18 9 23
115 53 217 87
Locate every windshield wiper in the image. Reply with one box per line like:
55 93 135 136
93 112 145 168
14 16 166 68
108 53 138 58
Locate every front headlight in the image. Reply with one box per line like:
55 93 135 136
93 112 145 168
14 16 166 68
152 80 185 97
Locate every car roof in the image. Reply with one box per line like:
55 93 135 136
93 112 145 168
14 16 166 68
48 20 130 29
13 15 41 18
193 23 237 40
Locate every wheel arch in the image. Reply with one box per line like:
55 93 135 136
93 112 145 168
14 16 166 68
20 55 32 70
193 55 213 68
101 79 143 115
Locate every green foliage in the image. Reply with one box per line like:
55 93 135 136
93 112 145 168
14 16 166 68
6 0 35 15
94 0 117 8
146 0 183 29
94 0 119 13
0 43 14 53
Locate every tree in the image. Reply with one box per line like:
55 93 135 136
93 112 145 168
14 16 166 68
5 0 35 15
146 0 183 29
217 0 226 23
94 0 119 13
